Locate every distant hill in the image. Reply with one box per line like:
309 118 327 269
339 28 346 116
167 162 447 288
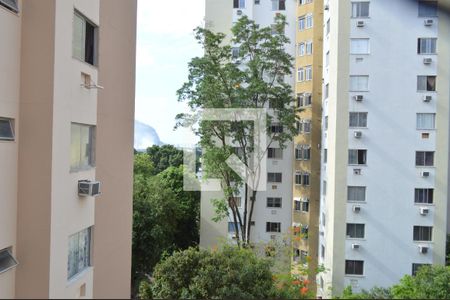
134 120 162 151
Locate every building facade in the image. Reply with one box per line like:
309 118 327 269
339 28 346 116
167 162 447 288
319 0 450 297
292 0 323 288
0 0 136 298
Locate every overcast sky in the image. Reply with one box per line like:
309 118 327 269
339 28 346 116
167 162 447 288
135 0 204 146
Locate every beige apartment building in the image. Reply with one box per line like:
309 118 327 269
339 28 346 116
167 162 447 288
0 0 136 298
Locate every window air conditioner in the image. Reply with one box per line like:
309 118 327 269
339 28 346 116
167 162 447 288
78 180 101 197
353 168 362 175
237 9 243 15
418 245 428 254
423 58 432 65
356 20 365 27
352 205 361 213
423 95 432 102
271 210 277 215
354 131 363 139
324 4 329 10
424 19 434 26
351 243 360 250
354 95 364 102
421 171 430 177
420 207 429 215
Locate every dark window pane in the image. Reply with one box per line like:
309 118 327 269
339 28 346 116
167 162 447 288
0 119 14 140
0 249 18 274
0 0 19 13
419 1 437 17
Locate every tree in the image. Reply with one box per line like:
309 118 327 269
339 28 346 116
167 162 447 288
177 15 298 246
146 145 183 175
157 166 200 249
338 286 392 299
391 265 450 299
134 153 154 177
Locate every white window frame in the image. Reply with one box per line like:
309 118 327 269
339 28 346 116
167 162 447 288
416 113 436 130
350 75 369 92
351 1 370 18
297 68 305 82
418 38 437 55
349 112 368 128
0 117 15 141
305 14 313 29
350 38 370 55
305 66 313 81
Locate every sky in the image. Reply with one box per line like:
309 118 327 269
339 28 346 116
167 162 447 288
135 0 204 147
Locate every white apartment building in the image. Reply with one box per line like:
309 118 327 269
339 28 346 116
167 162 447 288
319 0 450 297
200 0 296 247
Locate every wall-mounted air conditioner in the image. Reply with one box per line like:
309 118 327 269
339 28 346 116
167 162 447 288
419 245 429 254
352 243 360 250
423 95 432 102
353 168 362 175
420 207 430 215
354 95 364 102
352 205 361 213
237 9 243 15
78 180 101 197
423 58 432 65
357 20 365 27
421 171 430 177
424 19 434 26
354 131 362 139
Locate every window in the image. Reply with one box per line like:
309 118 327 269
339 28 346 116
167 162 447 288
347 223 365 238
306 14 313 28
305 66 313 80
297 68 304 82
417 76 436 92
297 94 311 107
326 19 330 35
304 94 312 106
73 11 98 66
0 118 14 141
417 113 436 130
348 186 366 202
295 172 302 185
303 173 310 186
272 0 286 10
418 38 437 54
71 123 96 171
415 189 433 204
270 123 284 133
413 226 432 241
266 222 281 233
0 248 18 274
349 112 368 128
294 200 301 211
233 0 246 8
416 151 434 166
324 149 328 163
350 75 369 91
232 47 240 58
418 1 437 17
349 149 367 165
321 245 325 259
268 148 283 159
323 180 327 195
298 43 305 56
268 172 282 183
255 0 260 3
345 260 364 275
231 196 242 207
324 116 329 130
324 84 329 99
295 172 310 186
295 145 311 160
0 0 18 13
267 197 282 208
351 2 370 18
306 41 313 55
68 227 92 279
299 0 313 4
350 38 370 54
300 250 308 264
228 221 241 233
325 51 330 67
412 263 430 276
298 16 306 31
303 120 311 133
300 199 309 212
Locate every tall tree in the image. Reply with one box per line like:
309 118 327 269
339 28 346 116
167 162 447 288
146 144 184 174
177 15 298 246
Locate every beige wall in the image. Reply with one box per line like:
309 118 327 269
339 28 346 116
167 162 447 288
92 0 136 298
0 2 21 298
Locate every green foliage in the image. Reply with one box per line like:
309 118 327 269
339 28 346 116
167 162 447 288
391 265 450 299
134 153 154 177
138 279 153 299
151 246 275 299
177 15 299 245
146 145 184 175
338 286 392 299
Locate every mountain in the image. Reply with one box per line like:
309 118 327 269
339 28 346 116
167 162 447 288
134 120 162 151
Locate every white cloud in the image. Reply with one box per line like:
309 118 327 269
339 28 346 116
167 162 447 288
137 0 205 35
136 44 155 67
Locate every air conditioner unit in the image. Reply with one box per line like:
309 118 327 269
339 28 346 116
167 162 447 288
424 19 434 26
420 207 430 215
271 210 277 215
353 168 362 175
324 4 329 10
351 243 360 250
418 245 429 254
237 9 243 15
354 131 363 139
354 95 364 102
421 171 430 177
78 180 101 197
352 205 361 213
423 58 433 65
423 95 432 102
356 20 365 27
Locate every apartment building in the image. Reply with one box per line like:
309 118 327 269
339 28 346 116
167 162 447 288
319 0 450 297
0 0 136 298
292 0 323 289
201 0 296 247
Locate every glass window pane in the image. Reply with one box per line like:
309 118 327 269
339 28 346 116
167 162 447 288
0 118 14 140
419 1 437 17
73 13 85 60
